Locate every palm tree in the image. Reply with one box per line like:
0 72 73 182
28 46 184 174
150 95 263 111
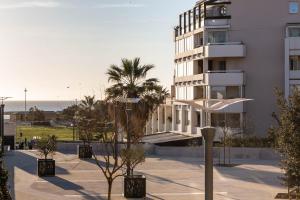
105 57 168 127
105 58 168 175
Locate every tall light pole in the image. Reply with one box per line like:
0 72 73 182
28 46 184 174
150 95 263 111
116 97 140 176
24 88 27 122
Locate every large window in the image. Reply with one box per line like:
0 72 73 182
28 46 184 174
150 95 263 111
290 56 300 70
211 113 240 128
289 27 300 37
184 110 189 125
196 112 201 127
211 86 240 99
211 86 226 99
226 86 240 99
208 31 227 43
176 110 180 124
206 5 229 18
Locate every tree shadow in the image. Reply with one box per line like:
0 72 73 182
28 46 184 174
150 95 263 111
4 150 71 199
40 176 103 200
140 171 202 191
214 164 283 187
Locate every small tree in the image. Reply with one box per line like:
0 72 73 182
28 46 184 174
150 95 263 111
27 106 45 122
215 113 240 165
36 135 57 159
62 104 78 121
270 88 300 196
78 102 145 200
75 96 105 146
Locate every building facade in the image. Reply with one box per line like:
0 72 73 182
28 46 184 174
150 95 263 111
146 0 300 139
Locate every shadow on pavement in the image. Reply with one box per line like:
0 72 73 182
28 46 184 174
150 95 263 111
4 150 71 199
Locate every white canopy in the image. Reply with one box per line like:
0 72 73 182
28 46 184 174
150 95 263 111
175 98 253 112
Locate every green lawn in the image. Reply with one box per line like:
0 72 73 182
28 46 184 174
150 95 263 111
16 126 75 142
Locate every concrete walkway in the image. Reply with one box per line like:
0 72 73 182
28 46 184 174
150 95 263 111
4 150 285 200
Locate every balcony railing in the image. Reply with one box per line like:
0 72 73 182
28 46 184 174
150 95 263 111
204 70 244 86
204 42 246 58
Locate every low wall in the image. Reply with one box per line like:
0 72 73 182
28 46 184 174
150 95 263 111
56 142 155 155
56 142 279 160
154 146 280 160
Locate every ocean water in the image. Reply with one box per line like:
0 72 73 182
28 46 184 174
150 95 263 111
3 101 75 112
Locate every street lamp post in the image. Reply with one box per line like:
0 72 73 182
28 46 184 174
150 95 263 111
202 127 216 200
24 88 27 122
116 97 140 176
0 104 4 154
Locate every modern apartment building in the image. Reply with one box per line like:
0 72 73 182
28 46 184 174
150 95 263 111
145 0 300 141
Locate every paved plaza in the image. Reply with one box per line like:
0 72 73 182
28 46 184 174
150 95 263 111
4 150 285 200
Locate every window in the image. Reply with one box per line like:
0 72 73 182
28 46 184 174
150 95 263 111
219 61 226 71
211 86 226 99
211 113 225 127
290 56 300 70
184 110 189 125
176 110 180 124
226 86 240 99
194 33 203 48
206 5 228 17
208 60 213 71
196 112 201 127
289 2 299 14
208 31 227 43
289 27 300 37
211 113 240 128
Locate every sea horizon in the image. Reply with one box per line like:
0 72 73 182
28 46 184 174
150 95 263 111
3 100 76 112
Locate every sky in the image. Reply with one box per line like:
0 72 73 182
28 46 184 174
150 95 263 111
0 0 196 101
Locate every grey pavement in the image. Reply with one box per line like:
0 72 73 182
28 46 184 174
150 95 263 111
4 150 286 200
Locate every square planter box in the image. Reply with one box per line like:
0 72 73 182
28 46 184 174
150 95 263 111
37 159 55 177
124 175 146 198
78 145 92 159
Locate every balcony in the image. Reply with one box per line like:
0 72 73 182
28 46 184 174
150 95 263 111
204 42 246 58
290 70 300 79
175 74 204 83
286 37 300 50
204 19 230 28
204 70 244 86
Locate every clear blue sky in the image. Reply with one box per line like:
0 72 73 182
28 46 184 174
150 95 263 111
0 0 196 100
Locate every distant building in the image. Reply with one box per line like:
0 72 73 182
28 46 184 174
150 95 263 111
4 114 16 150
145 0 300 143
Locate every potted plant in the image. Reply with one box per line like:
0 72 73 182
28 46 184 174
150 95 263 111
36 135 57 177
77 130 93 159
121 146 146 198
75 96 101 159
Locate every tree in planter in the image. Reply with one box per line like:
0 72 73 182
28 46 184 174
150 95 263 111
77 101 145 200
214 113 241 166
36 135 57 176
105 58 168 175
269 88 300 198
75 96 106 158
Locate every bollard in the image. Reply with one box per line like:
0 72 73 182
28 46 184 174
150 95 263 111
202 127 216 200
